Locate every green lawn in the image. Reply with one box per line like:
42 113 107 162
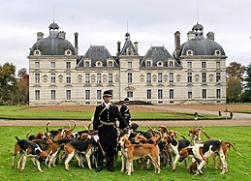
0 106 226 120
0 126 250 181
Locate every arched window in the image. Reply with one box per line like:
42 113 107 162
96 61 103 67
157 61 163 67
186 50 193 56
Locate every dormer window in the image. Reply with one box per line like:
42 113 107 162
65 49 72 56
186 50 193 56
85 60 91 67
215 50 221 56
157 61 163 67
107 60 114 67
96 61 103 67
169 61 174 67
34 49 41 56
146 60 152 67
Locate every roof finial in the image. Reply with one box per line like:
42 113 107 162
52 0 56 22
196 0 199 24
127 20 129 33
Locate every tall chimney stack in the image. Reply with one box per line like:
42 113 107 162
117 41 121 55
174 31 181 57
187 31 195 40
206 32 215 41
134 41 138 54
74 32 79 55
37 32 44 41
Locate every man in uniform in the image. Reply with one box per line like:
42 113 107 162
93 90 128 172
120 98 131 126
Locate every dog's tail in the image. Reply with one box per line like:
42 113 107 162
26 130 32 139
46 122 50 132
201 129 211 140
224 141 242 157
15 136 20 142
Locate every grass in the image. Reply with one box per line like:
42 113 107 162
0 106 226 120
0 126 250 181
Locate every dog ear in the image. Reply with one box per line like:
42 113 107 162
124 138 131 147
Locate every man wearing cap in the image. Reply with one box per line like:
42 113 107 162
93 90 128 172
120 98 131 126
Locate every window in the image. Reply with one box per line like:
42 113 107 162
146 60 151 67
158 89 163 99
108 61 113 67
169 73 174 83
188 91 192 100
127 91 133 98
215 50 221 55
202 72 207 83
35 50 40 55
85 73 90 83
51 73 56 84
147 73 151 83
51 62 55 69
147 89 151 99
35 62 40 69
202 62 206 69
187 50 193 56
66 50 71 55
85 61 90 68
35 90 40 100
66 73 71 84
158 73 163 83
108 73 113 83
216 62 220 69
66 90 71 100
97 73 101 83
66 62 71 69
202 89 207 99
216 72 221 82
96 61 102 67
216 89 221 99
187 62 192 69
128 62 132 69
188 72 192 83
35 73 40 84
85 90 90 100
169 61 174 67
169 89 174 99
51 90 56 100
128 73 132 83
97 90 102 100
157 61 163 67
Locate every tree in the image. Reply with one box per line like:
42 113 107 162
0 63 17 105
226 62 246 80
241 63 251 102
227 77 242 103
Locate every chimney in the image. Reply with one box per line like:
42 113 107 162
174 31 181 51
134 41 138 54
187 31 195 40
37 32 44 41
206 32 215 41
58 31 66 39
117 41 121 55
74 32 79 55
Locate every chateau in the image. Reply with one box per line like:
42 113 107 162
28 22 227 105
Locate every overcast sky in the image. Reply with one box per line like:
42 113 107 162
0 0 250 71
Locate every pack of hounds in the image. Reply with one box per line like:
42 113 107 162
12 121 242 176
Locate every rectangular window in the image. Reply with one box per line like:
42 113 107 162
202 89 207 99
108 73 113 83
128 73 132 83
97 73 101 83
216 62 220 69
187 72 192 83
35 62 40 69
35 73 40 84
66 73 71 83
202 62 206 69
187 62 192 69
108 61 113 67
66 90 71 100
147 89 151 99
216 72 221 82
158 89 163 99
188 91 192 99
51 62 55 69
85 61 90 67
97 90 102 100
127 91 133 98
216 89 221 99
202 72 207 82
146 61 151 67
35 90 40 100
169 73 174 83
85 90 90 100
169 89 174 99
85 73 90 83
51 90 56 100
51 73 56 84
66 62 71 69
147 73 151 83
158 73 163 83
128 62 132 69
